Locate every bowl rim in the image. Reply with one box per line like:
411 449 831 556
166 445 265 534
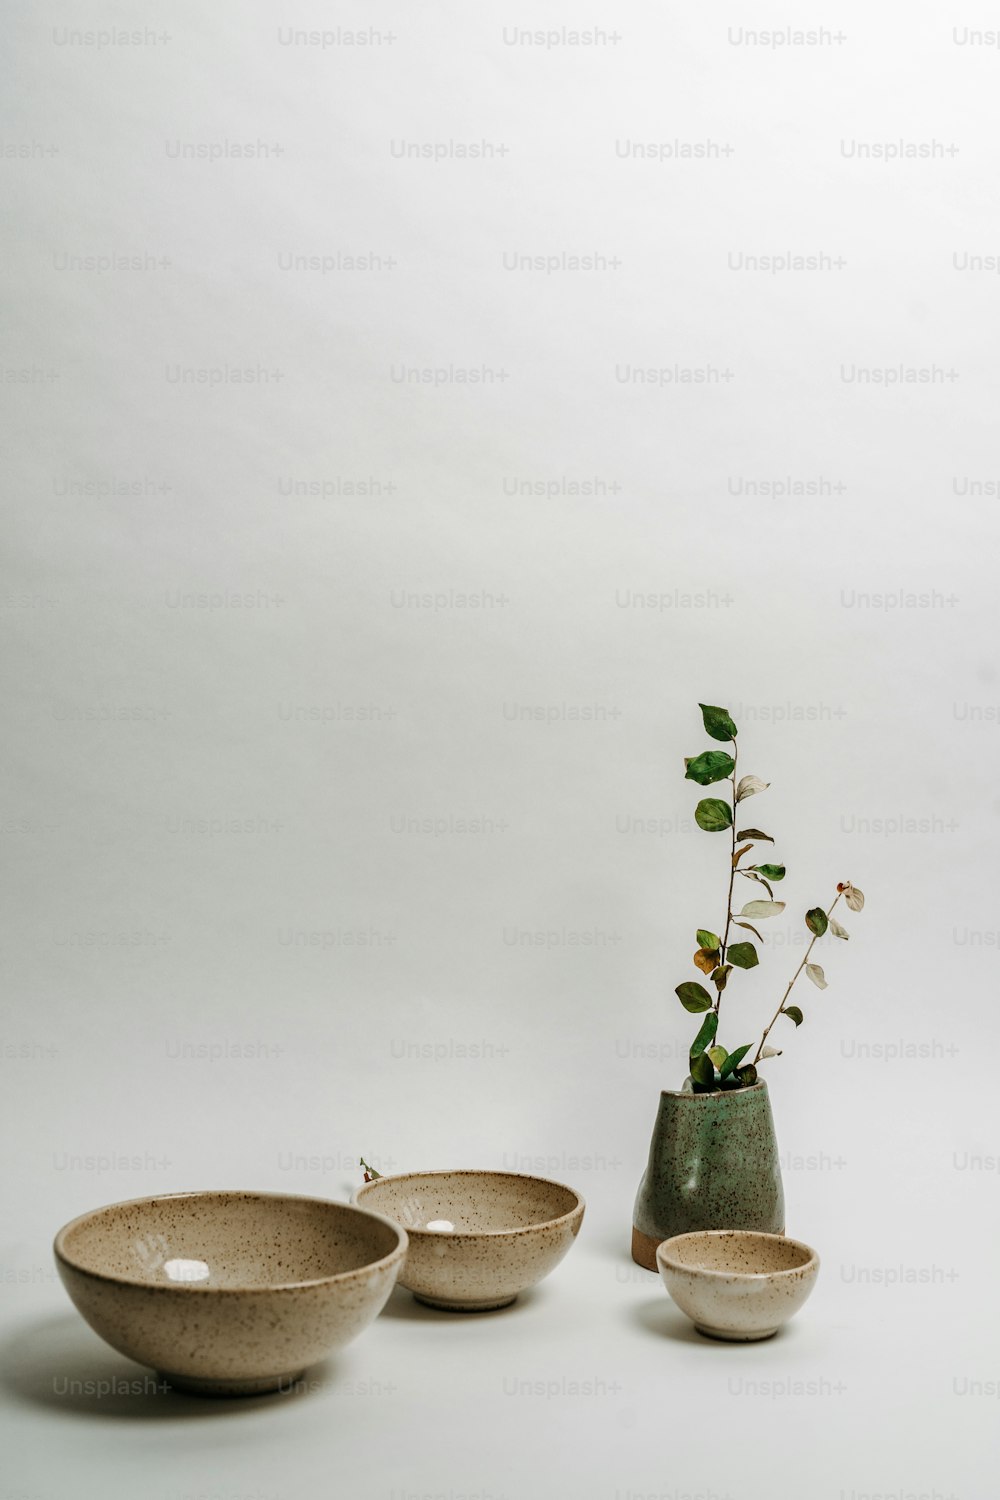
353 1168 586 1238
655 1229 819 1281
53 1188 408 1294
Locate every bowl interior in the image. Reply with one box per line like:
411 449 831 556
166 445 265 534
661 1231 814 1276
56 1192 401 1289
357 1171 580 1234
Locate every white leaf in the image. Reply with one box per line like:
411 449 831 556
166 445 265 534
759 1045 782 1060
805 962 828 990
844 885 865 912
829 917 850 940
739 900 786 919
736 775 770 802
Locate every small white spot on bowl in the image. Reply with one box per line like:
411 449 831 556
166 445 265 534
163 1258 210 1283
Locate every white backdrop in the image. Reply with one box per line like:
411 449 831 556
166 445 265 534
2 3 998 1498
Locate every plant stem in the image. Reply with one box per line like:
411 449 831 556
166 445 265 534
751 890 843 1064
715 741 738 1026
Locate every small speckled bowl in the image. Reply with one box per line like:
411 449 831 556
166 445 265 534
54 1190 407 1395
656 1230 819 1341
354 1170 584 1311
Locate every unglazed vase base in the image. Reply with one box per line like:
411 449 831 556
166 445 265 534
695 1324 778 1343
631 1225 663 1272
413 1292 517 1313
160 1368 305 1396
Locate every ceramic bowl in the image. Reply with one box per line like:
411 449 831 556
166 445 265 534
354 1170 584 1311
54 1190 407 1395
656 1229 819 1341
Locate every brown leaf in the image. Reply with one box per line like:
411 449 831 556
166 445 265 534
731 843 753 867
693 947 720 975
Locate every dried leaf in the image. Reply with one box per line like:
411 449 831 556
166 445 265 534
693 947 720 975
845 884 865 912
829 917 850 940
805 963 828 990
740 900 785 919
734 919 764 941
732 842 753 867
736 774 769 802
759 1045 782 1060
736 828 773 842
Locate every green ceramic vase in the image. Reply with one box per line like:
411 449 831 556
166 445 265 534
631 1079 785 1270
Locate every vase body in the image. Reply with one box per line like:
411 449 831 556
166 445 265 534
631 1079 784 1270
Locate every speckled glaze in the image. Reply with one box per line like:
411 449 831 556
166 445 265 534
54 1191 407 1395
656 1229 819 1340
354 1170 584 1311
632 1081 784 1270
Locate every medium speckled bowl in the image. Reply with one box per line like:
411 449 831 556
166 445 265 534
354 1170 584 1311
656 1229 819 1341
54 1191 407 1395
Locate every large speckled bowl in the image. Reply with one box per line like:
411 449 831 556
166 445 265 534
354 1170 584 1311
657 1229 819 1341
54 1191 407 1395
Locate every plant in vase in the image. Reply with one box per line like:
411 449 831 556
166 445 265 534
631 702 865 1270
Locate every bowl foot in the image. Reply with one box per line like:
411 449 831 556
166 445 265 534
694 1325 778 1343
413 1293 517 1313
159 1369 306 1397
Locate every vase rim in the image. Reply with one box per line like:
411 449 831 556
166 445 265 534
659 1078 768 1100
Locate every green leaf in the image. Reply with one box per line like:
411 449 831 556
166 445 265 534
689 1012 719 1059
727 941 759 969
783 1005 804 1026
696 929 721 951
753 864 785 881
695 798 732 832
707 1045 728 1071
676 981 713 1013
689 1052 717 1088
805 907 828 937
740 899 785 919
731 1064 758 1087
736 828 773 842
699 703 738 742
719 1043 752 1078
684 750 735 786
711 963 733 991
805 963 828 990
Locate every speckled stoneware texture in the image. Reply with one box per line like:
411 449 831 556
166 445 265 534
54 1191 407 1395
656 1229 819 1340
353 1170 584 1311
632 1080 784 1270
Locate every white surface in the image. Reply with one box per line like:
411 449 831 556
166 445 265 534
2 2 997 1497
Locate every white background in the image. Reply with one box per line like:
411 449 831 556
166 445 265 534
2 3 997 1498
